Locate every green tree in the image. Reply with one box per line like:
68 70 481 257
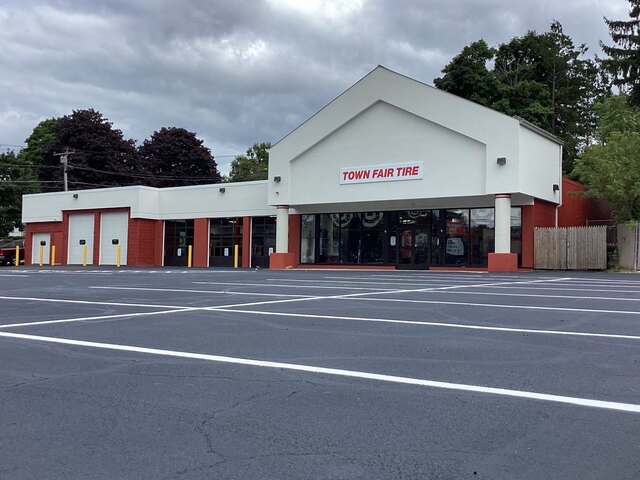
600 0 640 107
138 127 220 188
433 40 499 107
0 150 39 236
227 142 271 182
435 22 608 173
23 117 59 170
39 109 142 191
572 95 640 222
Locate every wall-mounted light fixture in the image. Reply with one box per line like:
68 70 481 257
553 184 560 192
496 157 507 166
219 187 225 193
72 193 79 199
273 176 281 182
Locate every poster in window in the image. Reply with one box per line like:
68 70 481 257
446 238 464 255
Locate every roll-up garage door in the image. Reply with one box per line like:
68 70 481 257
31 233 51 265
100 212 128 265
68 213 95 265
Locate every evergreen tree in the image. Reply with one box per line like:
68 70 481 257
435 22 607 173
434 40 500 107
600 0 640 107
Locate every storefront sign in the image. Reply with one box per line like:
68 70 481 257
340 162 423 185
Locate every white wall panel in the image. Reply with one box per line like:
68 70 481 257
289 101 486 208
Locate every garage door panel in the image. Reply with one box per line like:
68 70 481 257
100 212 128 265
68 214 94 265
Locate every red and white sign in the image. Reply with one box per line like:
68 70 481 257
340 162 424 185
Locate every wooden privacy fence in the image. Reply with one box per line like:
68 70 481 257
534 226 607 270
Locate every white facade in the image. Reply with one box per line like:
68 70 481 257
22 181 276 224
268 66 562 213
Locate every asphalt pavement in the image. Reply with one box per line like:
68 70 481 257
0 267 639 479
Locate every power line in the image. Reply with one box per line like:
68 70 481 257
0 143 27 148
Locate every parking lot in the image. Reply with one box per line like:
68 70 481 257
0 268 639 479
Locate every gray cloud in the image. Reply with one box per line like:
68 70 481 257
0 0 625 174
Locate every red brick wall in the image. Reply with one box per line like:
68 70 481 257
24 221 66 265
242 217 251 268
288 214 301 267
92 212 101 265
193 218 209 267
127 218 163 266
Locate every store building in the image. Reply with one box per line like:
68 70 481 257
22 66 606 271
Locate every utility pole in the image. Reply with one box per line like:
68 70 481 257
53 150 74 191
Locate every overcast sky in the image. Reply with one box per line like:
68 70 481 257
0 0 627 174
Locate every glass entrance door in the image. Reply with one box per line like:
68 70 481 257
397 225 430 268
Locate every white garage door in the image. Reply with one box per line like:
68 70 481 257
31 233 51 265
100 212 128 265
68 213 95 265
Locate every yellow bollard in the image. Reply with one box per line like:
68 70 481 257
82 245 87 267
15 245 19 267
234 244 239 268
39 245 43 267
51 245 56 266
116 244 121 268
187 245 193 268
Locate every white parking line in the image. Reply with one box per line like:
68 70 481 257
91 286 312 298
470 285 640 294
0 295 187 309
417 290 640 302
204 307 640 341
0 331 638 413
193 281 392 291
0 308 198 329
340 296 640 315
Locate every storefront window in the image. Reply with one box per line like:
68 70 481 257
300 215 316 264
511 207 522 264
470 208 494 266
360 212 384 263
319 213 340 263
338 213 360 263
312 212 386 264
445 209 469 265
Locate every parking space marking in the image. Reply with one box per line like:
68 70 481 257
0 295 188 309
193 281 393 291
417 290 640 302
91 286 312 298
0 330 639 413
4 295 639 342
478 285 640 294
341 296 640 315
0 308 198 329
205 307 640 341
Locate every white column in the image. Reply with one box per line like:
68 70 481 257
494 194 511 253
275 205 289 253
